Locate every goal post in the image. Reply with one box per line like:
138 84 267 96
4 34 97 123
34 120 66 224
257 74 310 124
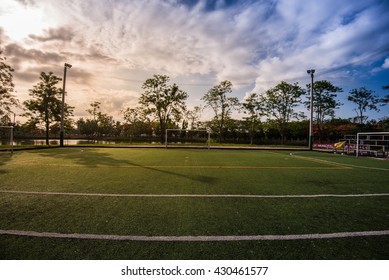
0 125 14 156
165 128 211 149
356 132 389 158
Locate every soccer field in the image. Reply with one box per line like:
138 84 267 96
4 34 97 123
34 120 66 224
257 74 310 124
0 147 388 259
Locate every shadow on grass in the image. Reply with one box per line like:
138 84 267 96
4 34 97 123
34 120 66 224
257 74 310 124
34 147 218 184
0 151 13 175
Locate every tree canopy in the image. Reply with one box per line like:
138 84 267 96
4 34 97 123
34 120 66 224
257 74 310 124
305 80 343 140
0 51 18 123
23 72 73 145
139 74 188 143
242 93 264 145
202 80 240 142
262 81 305 143
347 87 381 124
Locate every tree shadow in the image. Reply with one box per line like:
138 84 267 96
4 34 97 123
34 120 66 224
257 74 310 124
35 147 218 184
0 151 13 175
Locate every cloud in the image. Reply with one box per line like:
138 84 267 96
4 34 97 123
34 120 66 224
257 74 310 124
14 0 36 5
4 43 65 68
2 0 389 121
29 27 75 42
383 58 389 69
21 0 386 92
40 0 271 85
72 88 140 120
251 0 389 93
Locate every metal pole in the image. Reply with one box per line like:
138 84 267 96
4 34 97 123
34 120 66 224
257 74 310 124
356 133 360 158
307 69 315 151
165 129 168 148
208 131 210 150
60 63 71 147
10 125 14 157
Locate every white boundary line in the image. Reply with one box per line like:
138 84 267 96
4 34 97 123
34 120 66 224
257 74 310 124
1 229 388 241
290 153 389 171
1 190 389 198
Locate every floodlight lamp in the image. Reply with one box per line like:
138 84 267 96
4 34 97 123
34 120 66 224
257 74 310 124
64 63 72 68
307 69 315 74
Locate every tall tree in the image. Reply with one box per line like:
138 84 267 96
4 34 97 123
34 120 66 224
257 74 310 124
139 74 188 143
24 72 73 145
202 80 239 142
121 106 144 143
305 80 343 140
185 106 203 130
241 93 264 144
83 101 115 139
87 101 102 121
347 87 381 124
262 81 305 144
0 51 19 123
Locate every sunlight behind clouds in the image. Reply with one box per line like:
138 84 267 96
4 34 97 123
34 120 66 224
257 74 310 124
1 0 388 122
0 1 50 42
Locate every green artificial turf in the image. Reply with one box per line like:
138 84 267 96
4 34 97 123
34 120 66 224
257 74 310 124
0 147 388 259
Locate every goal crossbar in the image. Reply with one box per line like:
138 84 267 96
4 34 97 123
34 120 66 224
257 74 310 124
165 129 211 149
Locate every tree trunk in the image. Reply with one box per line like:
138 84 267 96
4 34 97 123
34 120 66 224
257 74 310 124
45 120 50 146
160 120 165 144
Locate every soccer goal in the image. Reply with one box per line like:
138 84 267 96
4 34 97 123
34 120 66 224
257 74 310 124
356 132 389 158
165 128 211 149
0 125 14 157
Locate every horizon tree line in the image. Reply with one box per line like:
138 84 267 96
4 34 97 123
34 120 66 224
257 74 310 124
1 51 389 144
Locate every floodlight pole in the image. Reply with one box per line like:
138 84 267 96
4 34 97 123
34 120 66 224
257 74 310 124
307 69 315 151
60 63 72 147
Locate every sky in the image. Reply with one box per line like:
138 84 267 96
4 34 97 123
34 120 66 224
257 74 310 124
1 0 389 123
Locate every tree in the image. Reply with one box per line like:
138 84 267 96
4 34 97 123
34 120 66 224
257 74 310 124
0 51 19 123
347 87 381 124
86 101 101 121
81 101 115 139
262 81 305 144
305 80 343 141
121 106 144 143
241 93 264 144
202 80 239 142
139 75 188 143
185 106 203 130
24 72 73 145
382 85 389 103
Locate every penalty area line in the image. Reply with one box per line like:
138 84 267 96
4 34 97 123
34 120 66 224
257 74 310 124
0 229 389 242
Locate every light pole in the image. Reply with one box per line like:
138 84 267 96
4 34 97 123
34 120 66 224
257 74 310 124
307 69 315 151
60 63 72 147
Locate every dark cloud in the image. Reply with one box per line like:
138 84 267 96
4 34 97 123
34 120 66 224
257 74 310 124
65 67 93 85
13 64 93 86
178 0 244 11
29 27 75 42
14 0 36 6
4 43 65 67
60 47 117 65
13 68 41 83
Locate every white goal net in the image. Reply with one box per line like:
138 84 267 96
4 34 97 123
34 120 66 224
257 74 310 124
356 132 389 158
165 128 211 149
0 126 14 157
